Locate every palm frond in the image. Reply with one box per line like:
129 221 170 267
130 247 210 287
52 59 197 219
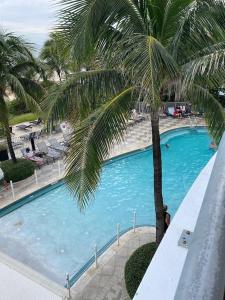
115 34 178 102
187 84 225 143
182 46 225 87
171 0 225 62
6 74 41 113
42 69 126 125
10 61 41 75
65 87 134 209
58 0 146 62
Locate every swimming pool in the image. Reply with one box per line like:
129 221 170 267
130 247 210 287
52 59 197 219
0 128 214 286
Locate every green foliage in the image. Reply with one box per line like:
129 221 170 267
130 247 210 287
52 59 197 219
125 242 157 299
40 33 70 81
0 30 43 162
65 87 134 208
0 159 35 182
7 98 31 115
9 113 36 125
46 0 225 209
0 126 4 138
0 143 7 151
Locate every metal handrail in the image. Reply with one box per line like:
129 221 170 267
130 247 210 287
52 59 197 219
175 133 225 300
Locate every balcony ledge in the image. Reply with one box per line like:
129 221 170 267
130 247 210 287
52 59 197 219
134 154 217 300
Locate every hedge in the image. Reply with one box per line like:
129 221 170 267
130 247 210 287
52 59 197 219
125 242 156 299
0 158 35 182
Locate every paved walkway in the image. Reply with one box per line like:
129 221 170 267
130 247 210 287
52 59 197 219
70 227 155 300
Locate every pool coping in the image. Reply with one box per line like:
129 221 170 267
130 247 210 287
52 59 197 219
70 226 156 299
68 224 154 287
0 125 208 292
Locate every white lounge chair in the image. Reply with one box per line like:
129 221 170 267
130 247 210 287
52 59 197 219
16 124 32 130
36 141 61 162
167 107 175 116
131 109 145 123
48 138 68 154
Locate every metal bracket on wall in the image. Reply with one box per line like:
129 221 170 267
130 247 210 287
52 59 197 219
178 230 193 249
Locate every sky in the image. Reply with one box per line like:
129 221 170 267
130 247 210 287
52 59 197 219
0 0 57 52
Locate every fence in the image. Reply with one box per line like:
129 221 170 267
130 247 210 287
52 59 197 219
65 210 140 297
0 160 65 204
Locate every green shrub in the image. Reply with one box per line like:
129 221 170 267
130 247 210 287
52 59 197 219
7 98 31 115
125 242 156 299
0 143 7 151
0 126 4 138
0 159 35 182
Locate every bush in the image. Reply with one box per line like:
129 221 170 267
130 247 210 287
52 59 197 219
0 126 4 138
0 159 35 182
125 242 157 299
7 98 31 115
0 143 7 151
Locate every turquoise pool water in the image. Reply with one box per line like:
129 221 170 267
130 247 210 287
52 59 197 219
0 128 214 285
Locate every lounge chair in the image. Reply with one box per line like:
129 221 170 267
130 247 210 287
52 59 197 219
16 124 32 130
63 133 71 146
131 109 145 123
21 148 45 168
48 138 68 154
127 119 135 127
30 118 43 126
159 107 168 118
12 137 23 149
166 107 175 117
36 141 61 162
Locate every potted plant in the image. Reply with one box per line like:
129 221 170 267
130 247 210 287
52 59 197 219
0 143 9 161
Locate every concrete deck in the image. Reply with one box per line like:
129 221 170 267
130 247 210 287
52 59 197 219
70 227 155 300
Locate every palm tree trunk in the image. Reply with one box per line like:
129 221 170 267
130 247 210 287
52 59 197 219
0 95 17 163
4 120 17 163
151 109 164 246
57 70 62 82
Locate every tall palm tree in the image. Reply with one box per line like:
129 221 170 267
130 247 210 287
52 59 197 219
0 30 43 163
46 0 225 245
40 33 71 82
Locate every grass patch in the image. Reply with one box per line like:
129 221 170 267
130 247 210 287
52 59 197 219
9 113 37 125
0 158 35 182
125 242 156 299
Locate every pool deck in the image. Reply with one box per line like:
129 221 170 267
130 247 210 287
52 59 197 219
70 226 155 300
0 116 205 300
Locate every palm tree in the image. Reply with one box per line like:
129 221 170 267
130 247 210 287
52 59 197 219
40 33 71 82
45 0 225 245
0 30 43 163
